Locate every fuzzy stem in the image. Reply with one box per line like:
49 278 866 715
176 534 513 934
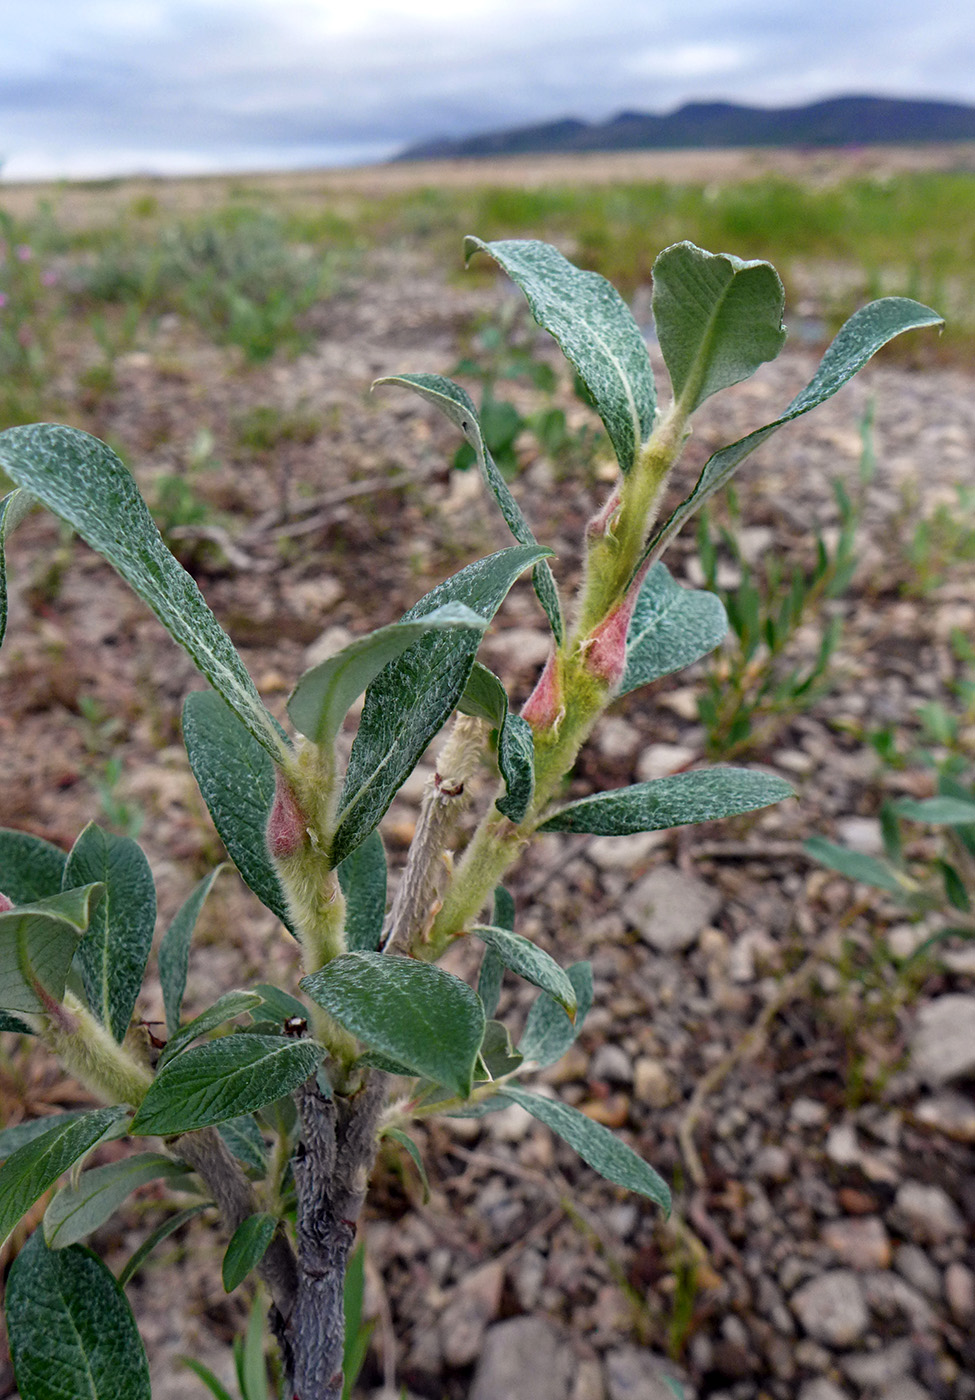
43 993 153 1108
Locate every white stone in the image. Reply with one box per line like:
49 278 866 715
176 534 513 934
588 830 667 871
791 1270 869 1346
910 995 975 1086
470 1318 575 1400
836 816 884 854
604 1346 686 1400
894 1181 964 1243
635 743 697 783
623 866 721 954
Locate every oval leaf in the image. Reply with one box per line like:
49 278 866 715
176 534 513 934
644 296 943 570
472 925 576 1018
301 951 485 1098
0 884 104 1016
44 1152 188 1250
7 1232 150 1400
894 796 975 826
803 836 906 894
0 1111 90 1162
337 830 388 952
622 562 727 694
222 1211 278 1292
500 1085 670 1211
539 768 793 835
130 1034 323 1136
0 1106 127 1249
63 822 156 1043
158 865 227 1034
334 544 549 864
0 827 67 905
377 374 563 641
182 690 294 933
519 961 593 1068
0 423 285 761
465 238 656 474
652 242 786 415
288 602 488 745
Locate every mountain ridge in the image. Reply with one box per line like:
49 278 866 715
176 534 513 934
397 94 975 161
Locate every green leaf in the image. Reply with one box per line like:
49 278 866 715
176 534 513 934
0 1106 127 1249
0 424 285 761
519 962 593 1067
180 1357 236 1400
458 662 535 822
472 925 576 1017
130 1035 323 1136
183 690 294 934
894 796 975 826
477 1019 523 1079
477 886 514 1018
288 603 488 745
383 1128 430 1201
621 562 727 695
222 1211 277 1292
342 1240 376 1400
0 487 33 647
540 768 793 835
0 884 104 1015
334 544 549 864
158 990 264 1068
376 374 563 641
217 1116 268 1175
0 829 67 906
250 984 308 1024
644 296 943 568
337 830 388 952
44 1152 189 1249
62 822 156 1042
499 1085 670 1210
803 836 906 894
465 238 656 475
652 242 786 415
117 1203 210 1287
236 1289 270 1400
0 1111 90 1161
7 1232 150 1400
301 951 485 1098
158 866 227 1034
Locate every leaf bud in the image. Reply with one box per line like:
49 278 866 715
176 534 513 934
521 650 563 732
0 891 13 912
267 772 308 860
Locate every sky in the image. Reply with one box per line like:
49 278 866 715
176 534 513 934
2 0 974 181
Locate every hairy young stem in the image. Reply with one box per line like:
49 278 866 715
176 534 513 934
43 993 153 1108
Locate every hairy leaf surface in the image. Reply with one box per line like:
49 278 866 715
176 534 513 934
44 1153 189 1249
158 866 227 1033
0 885 104 1016
540 768 793 835
0 828 67 904
621 562 727 694
0 1107 127 1249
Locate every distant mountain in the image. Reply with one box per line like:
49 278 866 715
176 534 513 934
397 95 975 161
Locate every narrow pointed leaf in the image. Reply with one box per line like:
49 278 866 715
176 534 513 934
7 1232 150 1400
158 865 227 1034
288 603 488 745
622 562 727 694
0 884 104 1015
222 1211 277 1292
0 488 33 647
44 1152 189 1249
117 1203 210 1287
540 768 793 836
472 925 576 1017
519 961 593 1067
477 1019 523 1079
0 424 285 760
334 544 549 863
477 885 513 1018
465 238 656 474
894 796 975 826
180 1359 235 1400
0 1112 90 1162
182 690 294 934
337 829 387 952
0 1106 127 1249
301 951 484 1098
384 1128 430 1201
158 990 264 1068
652 242 786 414
500 1085 670 1210
0 827 67 904
458 661 508 724
251 984 307 1024
62 823 156 1042
803 837 908 894
377 374 563 640
458 662 535 821
645 297 943 567
130 1034 323 1136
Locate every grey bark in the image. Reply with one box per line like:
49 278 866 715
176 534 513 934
287 1071 388 1400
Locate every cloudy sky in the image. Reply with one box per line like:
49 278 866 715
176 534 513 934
2 0 973 180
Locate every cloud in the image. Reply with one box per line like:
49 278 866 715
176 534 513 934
2 0 974 178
